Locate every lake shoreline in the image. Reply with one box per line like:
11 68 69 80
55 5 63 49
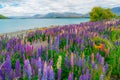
0 25 55 38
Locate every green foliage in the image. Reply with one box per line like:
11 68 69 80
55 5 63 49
0 14 7 19
110 30 120 41
116 15 120 19
59 38 66 49
0 54 5 62
41 33 46 41
89 7 116 21
11 52 20 69
107 46 120 78
27 32 46 43
93 37 114 49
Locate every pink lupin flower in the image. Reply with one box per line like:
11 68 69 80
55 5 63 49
42 61 47 80
71 53 74 68
43 61 47 74
75 28 77 34
91 53 94 64
26 42 34 57
50 38 53 46
101 57 104 65
100 74 104 80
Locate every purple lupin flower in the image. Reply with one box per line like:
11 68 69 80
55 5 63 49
85 69 91 80
42 61 47 80
38 68 42 80
53 35 60 53
82 69 85 74
15 60 20 78
9 69 16 79
6 42 11 51
115 41 120 46
79 75 82 80
37 57 43 80
4 55 11 74
76 37 81 46
92 62 96 69
89 40 93 47
0 69 4 80
68 72 73 80
81 46 85 51
14 43 19 52
83 74 86 80
58 68 61 80
20 44 25 54
49 59 53 66
46 66 50 79
31 58 37 77
76 58 82 67
66 34 69 49
37 57 42 69
96 52 100 59
1 51 5 56
79 74 86 80
31 67 35 77
1 55 12 79
100 74 104 80
36 45 42 58
104 63 108 73
23 59 32 80
97 54 102 64
48 66 55 80
65 56 70 68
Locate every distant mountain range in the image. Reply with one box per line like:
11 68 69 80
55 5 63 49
111 7 120 15
9 12 89 19
43 12 83 18
9 7 120 19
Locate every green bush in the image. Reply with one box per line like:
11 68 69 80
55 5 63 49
89 7 116 21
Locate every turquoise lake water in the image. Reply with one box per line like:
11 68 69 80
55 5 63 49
0 18 89 34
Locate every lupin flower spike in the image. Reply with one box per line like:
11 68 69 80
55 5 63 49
71 53 74 67
57 56 62 69
91 53 94 64
82 53 84 60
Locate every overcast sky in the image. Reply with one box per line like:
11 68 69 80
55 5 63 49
0 0 120 16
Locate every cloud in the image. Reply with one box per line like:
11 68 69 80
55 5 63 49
0 0 120 16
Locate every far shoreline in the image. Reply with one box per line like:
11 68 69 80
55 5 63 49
0 17 90 19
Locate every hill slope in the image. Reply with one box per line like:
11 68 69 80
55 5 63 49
0 14 7 19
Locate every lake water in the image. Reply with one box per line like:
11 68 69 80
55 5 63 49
0 18 89 34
